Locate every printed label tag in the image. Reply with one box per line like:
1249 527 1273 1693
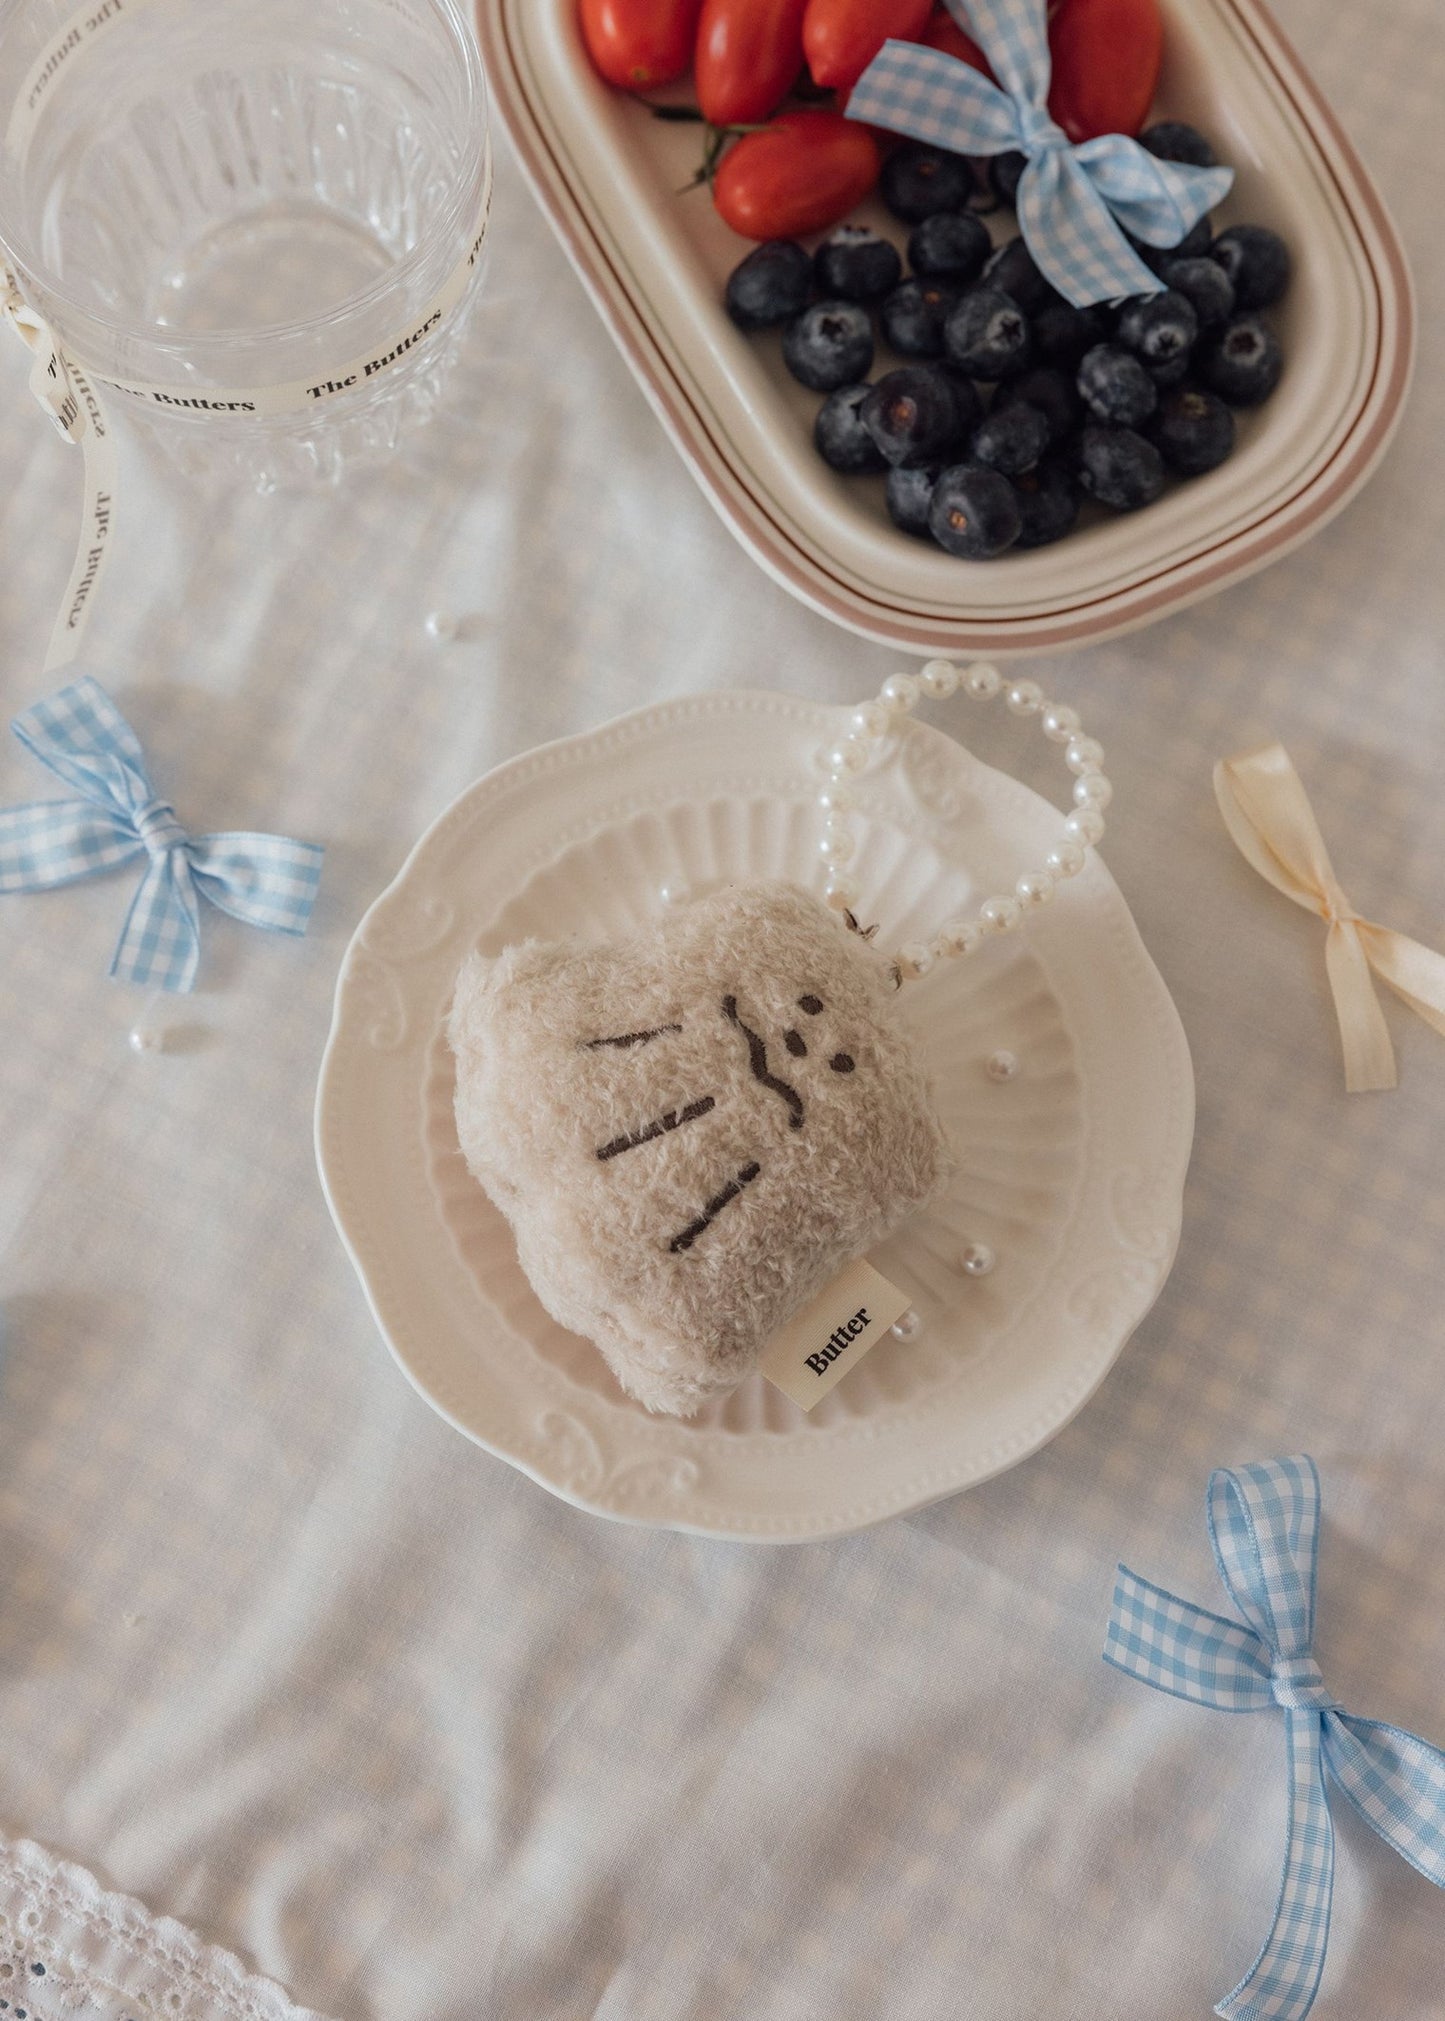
758 1258 911 1410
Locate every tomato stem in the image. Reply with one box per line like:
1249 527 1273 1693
675 121 769 195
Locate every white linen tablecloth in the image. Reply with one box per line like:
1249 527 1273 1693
3 0 1445 2014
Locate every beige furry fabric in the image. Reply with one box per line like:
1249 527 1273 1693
448 883 947 1416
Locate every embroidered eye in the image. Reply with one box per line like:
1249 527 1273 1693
798 994 824 1015
783 1029 807 1057
830 1053 855 1074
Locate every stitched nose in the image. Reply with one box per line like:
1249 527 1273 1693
721 995 804 1131
1270 1654 1339 1713
135 798 186 863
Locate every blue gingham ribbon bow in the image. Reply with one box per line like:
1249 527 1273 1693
847 0 1233 307
0 677 324 991
1105 1457 1445 2020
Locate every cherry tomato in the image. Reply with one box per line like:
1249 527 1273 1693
920 4 995 81
802 0 933 93
1047 0 1162 141
712 109 881 239
695 0 809 126
578 0 703 90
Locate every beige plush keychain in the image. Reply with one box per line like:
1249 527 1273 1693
450 661 1111 1416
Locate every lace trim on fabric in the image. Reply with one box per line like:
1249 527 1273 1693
0 1837 334 2021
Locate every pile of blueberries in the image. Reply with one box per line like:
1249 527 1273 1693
723 122 1290 559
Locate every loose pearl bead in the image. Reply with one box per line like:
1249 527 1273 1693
880 671 921 714
920 657 958 699
961 1241 996 1277
1042 703 1081 743
1065 807 1106 847
964 660 1002 700
825 874 860 911
1073 772 1113 809
1005 678 1043 716
1016 870 1054 907
1045 839 1086 879
851 701 890 739
986 1049 1018 1082
423 610 458 643
658 883 687 905
980 895 1022 933
935 919 983 958
129 1025 165 1054
826 738 869 776
817 785 856 814
1065 735 1104 775
896 940 935 979
819 826 856 864
890 1308 923 1342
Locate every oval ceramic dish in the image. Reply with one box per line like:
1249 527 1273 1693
474 0 1412 657
315 692 1195 1540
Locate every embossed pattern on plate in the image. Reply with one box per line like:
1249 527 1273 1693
316 693 1195 1538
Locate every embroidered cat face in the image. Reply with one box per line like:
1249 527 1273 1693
449 882 947 1416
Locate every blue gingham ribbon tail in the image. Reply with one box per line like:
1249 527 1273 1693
1104 1456 1445 2021
0 677 324 991
846 0 1233 307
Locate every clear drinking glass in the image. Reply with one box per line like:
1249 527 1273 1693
0 0 490 486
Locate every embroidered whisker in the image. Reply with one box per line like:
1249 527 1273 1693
581 1022 682 1051
668 1160 761 1254
596 1095 716 1162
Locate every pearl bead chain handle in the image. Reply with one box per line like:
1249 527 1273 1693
818 659 1111 983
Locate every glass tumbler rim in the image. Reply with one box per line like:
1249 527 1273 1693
0 0 490 366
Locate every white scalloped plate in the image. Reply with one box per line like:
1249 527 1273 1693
476 0 1412 656
316 693 1194 1539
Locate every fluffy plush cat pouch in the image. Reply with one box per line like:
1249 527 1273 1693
449 663 1111 1416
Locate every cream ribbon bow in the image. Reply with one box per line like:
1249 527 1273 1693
1214 743 1445 1093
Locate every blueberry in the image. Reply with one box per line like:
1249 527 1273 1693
907 210 991 284
1077 344 1157 428
982 237 1056 315
1146 352 1192 390
880 278 959 358
724 240 812 332
1012 463 1080 548
1077 425 1166 509
1033 299 1109 369
928 463 1022 558
1140 121 1218 167
880 144 974 223
989 150 1027 206
1159 255 1235 329
1210 224 1291 310
1149 384 1235 475
1132 214 1213 271
1198 313 1283 404
944 286 1033 379
1172 215 1216 261
782 300 874 391
862 365 964 467
885 464 941 538
993 366 1081 449
1116 288 1199 370
814 384 889 474
937 366 984 436
813 225 902 304
969 400 1049 477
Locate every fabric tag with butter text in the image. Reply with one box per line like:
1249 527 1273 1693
757 1258 911 1409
